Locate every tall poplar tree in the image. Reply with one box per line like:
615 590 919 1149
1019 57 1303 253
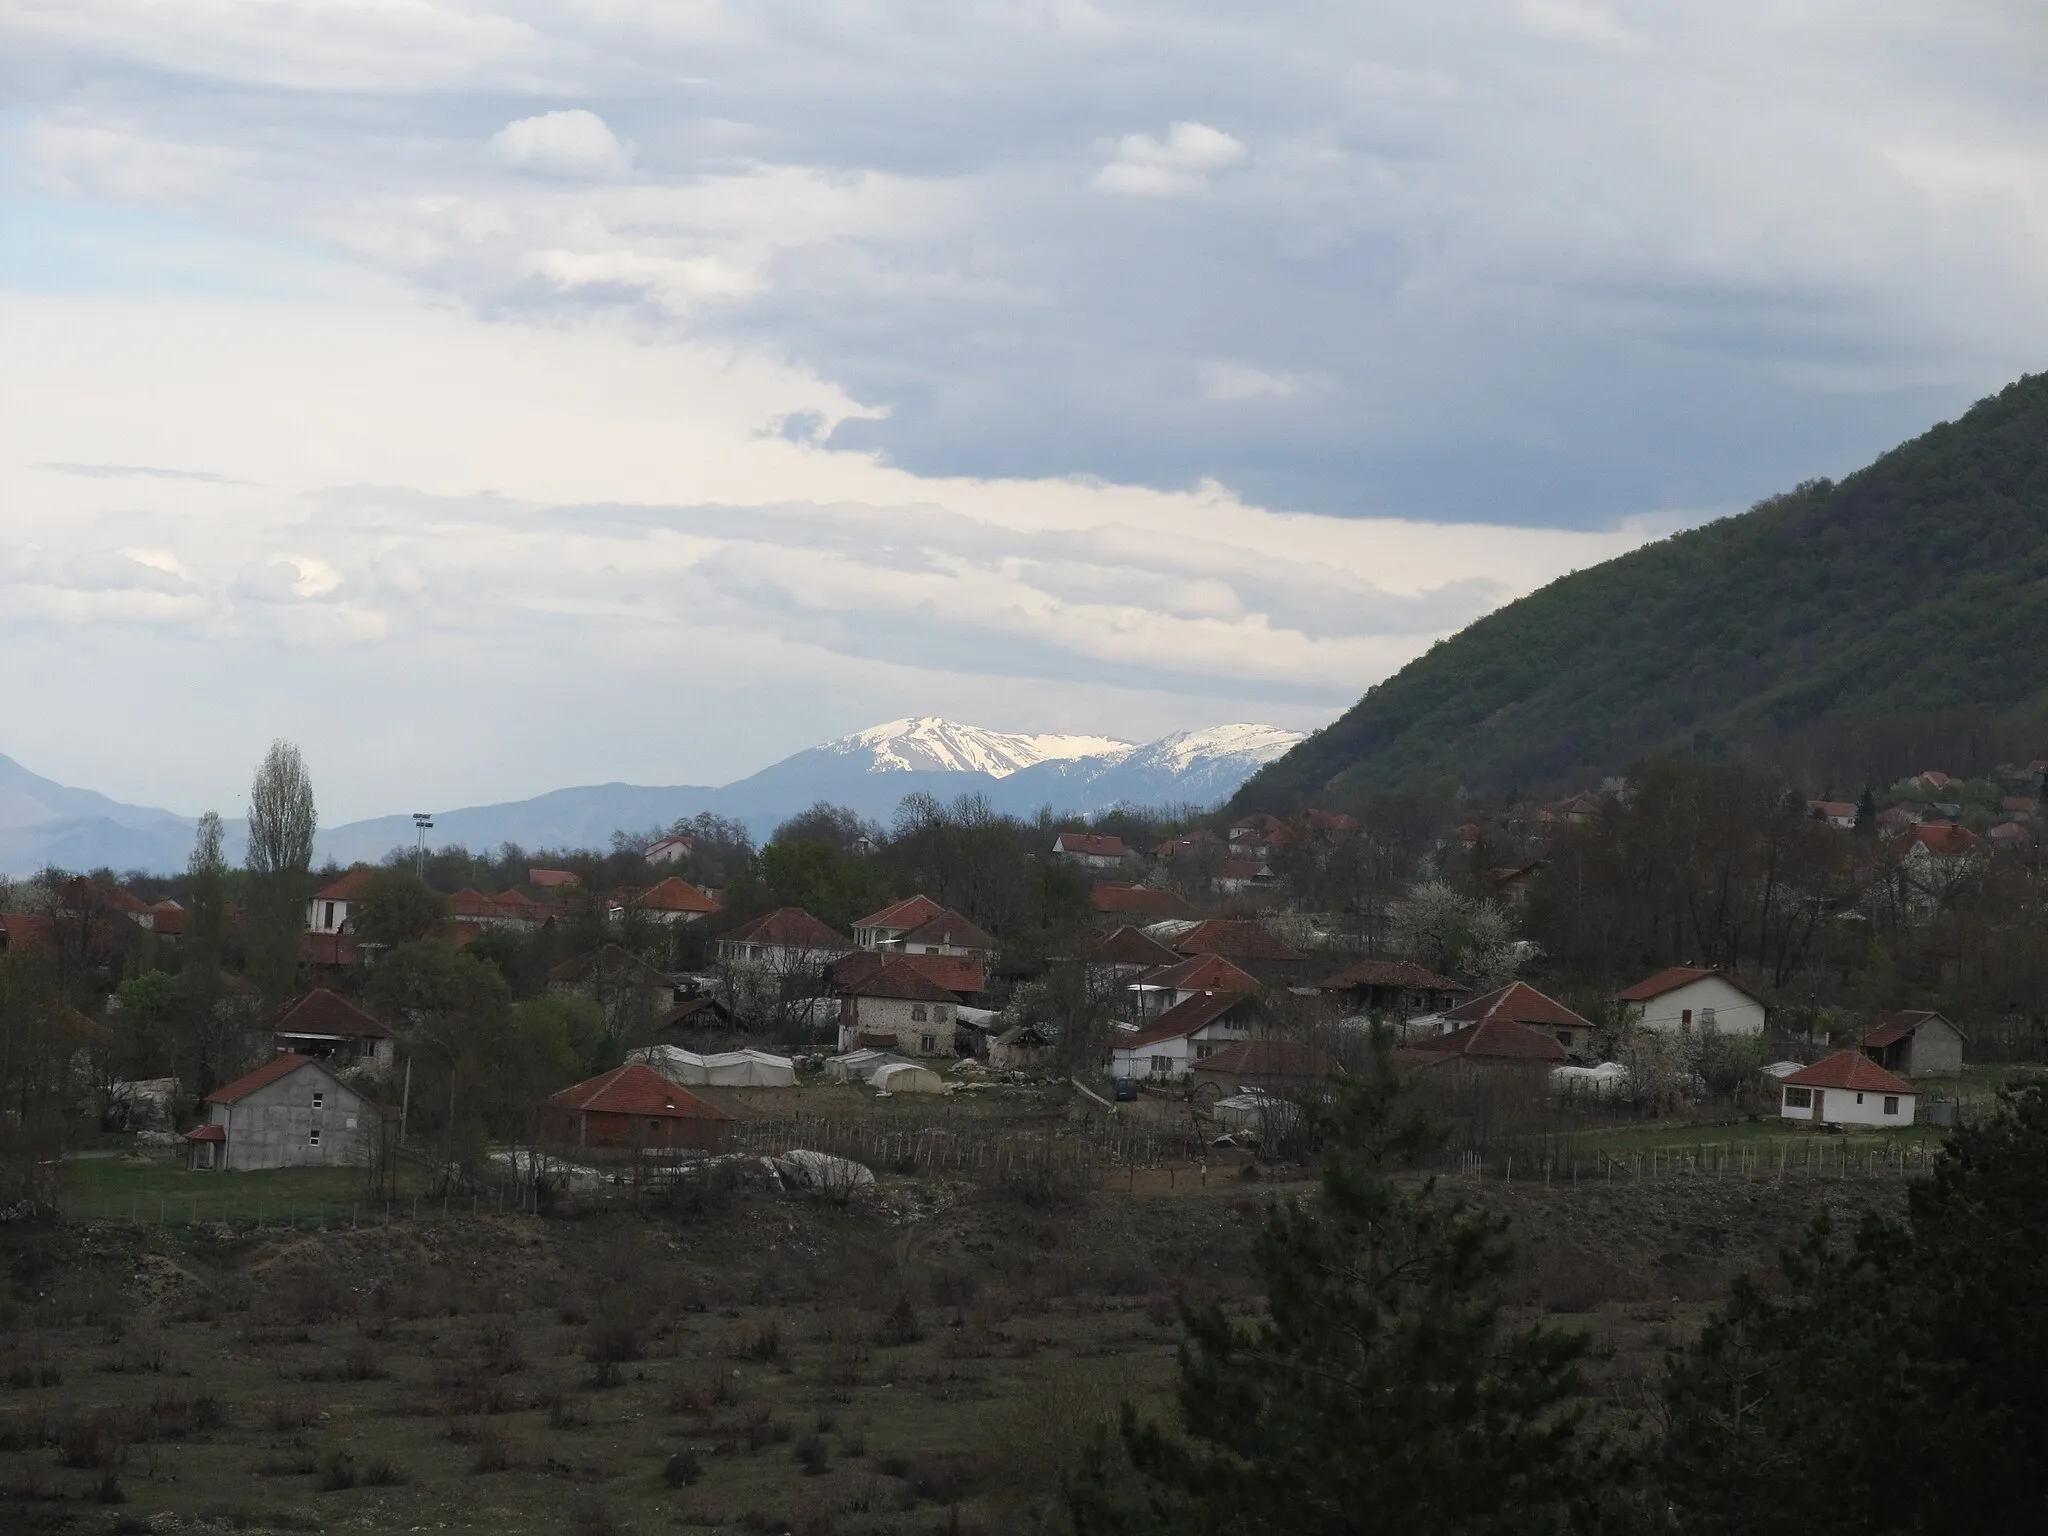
244 741 316 1002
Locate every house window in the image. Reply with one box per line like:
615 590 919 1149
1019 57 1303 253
1883 1096 1900 1115
911 1004 927 1021
649 1119 661 1133
323 901 336 929
1856 1092 1865 1105
1196 1042 1213 1059
934 1006 949 1023
920 1035 937 1054
1700 1007 1717 1030
311 1092 323 1109
308 1128 321 1147
1784 1087 1812 1109
1681 1009 1692 1027
1151 1055 1171 1076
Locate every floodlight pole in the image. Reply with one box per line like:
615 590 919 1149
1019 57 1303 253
412 813 434 879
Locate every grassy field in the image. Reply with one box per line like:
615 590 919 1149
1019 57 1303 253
59 1157 429 1226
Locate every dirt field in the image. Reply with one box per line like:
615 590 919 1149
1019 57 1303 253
0 1154 1910 1536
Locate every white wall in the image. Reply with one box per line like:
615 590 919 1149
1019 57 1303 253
1634 977 1765 1036
1780 1085 1916 1126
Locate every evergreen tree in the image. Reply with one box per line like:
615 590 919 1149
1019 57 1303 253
1661 1081 2048 1533
1853 784 1877 834
1066 1052 1628 1536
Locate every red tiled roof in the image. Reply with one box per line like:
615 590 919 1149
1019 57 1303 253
299 932 364 967
547 943 669 988
1120 990 1253 1051
1320 959 1465 993
528 868 580 888
1862 1010 1962 1048
183 1123 226 1142
722 908 850 950
633 877 721 915
1783 1051 1915 1094
312 868 377 902
898 911 997 952
150 900 187 936
1091 883 1196 919
1442 981 1590 1032
1168 919 1304 963
1191 1038 1337 1080
842 958 961 1003
1989 822 2029 841
1055 832 1129 858
832 950 985 996
1908 823 1979 856
1215 858 1270 881
547 1063 731 1120
493 887 543 910
448 887 503 921
1410 1018 1569 1062
1085 926 1182 969
0 912 55 953
854 895 947 933
1617 966 1716 1002
1143 953 1260 993
259 988 393 1040
2000 796 2037 814
207 1053 322 1104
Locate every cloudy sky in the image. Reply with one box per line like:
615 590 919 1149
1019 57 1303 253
4 2 2046 821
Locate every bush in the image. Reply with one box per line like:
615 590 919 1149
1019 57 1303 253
875 1295 922 1347
794 1432 830 1475
320 1452 357 1491
662 1448 702 1488
363 1456 406 1486
472 1427 518 1474
564 1490 624 1536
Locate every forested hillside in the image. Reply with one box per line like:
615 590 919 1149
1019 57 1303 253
1245 371 2048 807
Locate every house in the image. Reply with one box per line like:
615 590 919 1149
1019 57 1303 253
1144 918 1305 966
1905 823 1979 858
830 948 985 1001
1876 805 1920 833
890 911 998 959
648 995 739 1037
1091 883 1196 921
1988 821 2030 845
853 895 947 951
1617 967 1766 1036
1778 1052 1916 1127
717 908 854 974
1082 925 1182 983
1126 953 1259 1018
1909 771 1951 790
645 834 695 866
1862 1010 1966 1079
1054 832 1130 868
1110 990 1258 1081
184 1054 367 1171
1999 796 2037 820
487 887 556 927
1213 857 1276 894
259 988 397 1070
528 868 580 889
449 888 517 928
1428 981 1594 1056
835 960 961 1056
628 877 722 926
1807 800 1858 829
1189 1038 1338 1104
305 868 375 936
150 900 186 937
1486 861 1546 908
1406 1015 1570 1066
547 945 678 1036
300 931 365 968
1319 959 1467 1021
542 1063 732 1151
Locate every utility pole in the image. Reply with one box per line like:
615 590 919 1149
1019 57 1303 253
412 812 433 879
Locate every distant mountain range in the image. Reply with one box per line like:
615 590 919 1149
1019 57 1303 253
1240 370 2048 808
0 717 1304 876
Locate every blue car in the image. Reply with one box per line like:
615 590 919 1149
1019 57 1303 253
1113 1078 1141 1102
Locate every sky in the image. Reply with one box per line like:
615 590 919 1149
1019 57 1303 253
4 1 2047 822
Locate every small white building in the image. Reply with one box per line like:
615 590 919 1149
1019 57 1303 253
645 834 694 866
1778 1051 1916 1127
305 868 375 937
1618 967 1766 1036
1052 832 1129 869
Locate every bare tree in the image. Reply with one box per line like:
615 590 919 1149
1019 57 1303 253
245 740 317 1001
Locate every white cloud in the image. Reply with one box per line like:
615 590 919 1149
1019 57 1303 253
1094 121 1247 197
1517 0 1644 52
492 109 634 178
1198 361 1304 401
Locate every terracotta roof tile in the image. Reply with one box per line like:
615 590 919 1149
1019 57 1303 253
1617 966 1717 1002
1055 832 1129 858
722 908 850 950
259 988 393 1040
1191 1039 1338 1080
1410 1018 1569 1062
633 877 722 915
854 895 947 933
1142 954 1259 993
1167 919 1304 963
1443 981 1591 1031
312 868 378 902
207 1053 323 1104
1320 959 1465 992
1784 1051 1915 1094
1084 926 1182 969
842 958 961 1003
1120 990 1253 1051
1862 1010 1962 1048
1091 883 1196 919
547 1063 730 1120
898 911 997 952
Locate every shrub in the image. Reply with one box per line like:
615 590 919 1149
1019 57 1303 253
794 1432 830 1475
471 1427 517 1474
662 1448 702 1488
363 1456 407 1486
875 1295 922 1347
320 1452 357 1491
564 1490 624 1536
93 1469 126 1505
57 1418 113 1469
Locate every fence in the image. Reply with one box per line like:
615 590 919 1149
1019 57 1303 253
1439 1131 1944 1185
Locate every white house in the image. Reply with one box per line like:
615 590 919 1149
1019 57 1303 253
1779 1051 1916 1127
645 834 694 866
852 895 946 951
716 907 854 974
305 868 375 936
1110 991 1256 1081
1618 967 1766 1036
625 876 722 926
1052 832 1129 869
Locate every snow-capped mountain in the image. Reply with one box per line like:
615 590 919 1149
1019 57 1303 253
0 718 1310 873
824 718 1134 777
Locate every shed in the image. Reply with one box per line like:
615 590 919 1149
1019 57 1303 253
1778 1052 1916 1127
870 1062 947 1095
543 1063 732 1150
824 1048 907 1084
1861 1011 1965 1079
988 1023 1054 1072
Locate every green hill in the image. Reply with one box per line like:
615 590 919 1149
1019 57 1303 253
1243 371 2048 807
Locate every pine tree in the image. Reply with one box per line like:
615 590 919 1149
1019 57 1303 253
1066 1053 1628 1536
1853 785 1877 834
